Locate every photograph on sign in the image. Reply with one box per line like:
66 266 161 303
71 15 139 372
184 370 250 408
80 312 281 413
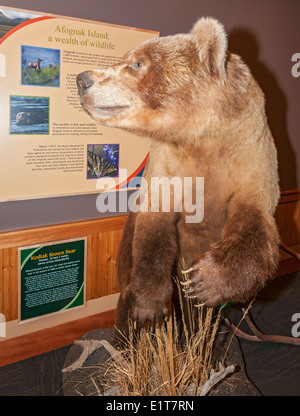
87 143 120 179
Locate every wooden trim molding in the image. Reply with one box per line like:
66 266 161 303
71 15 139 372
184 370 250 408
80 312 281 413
0 215 128 250
275 189 300 275
277 189 300 204
275 189 300 246
0 309 116 367
277 256 300 278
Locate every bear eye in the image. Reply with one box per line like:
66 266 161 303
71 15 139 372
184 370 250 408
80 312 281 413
129 61 144 70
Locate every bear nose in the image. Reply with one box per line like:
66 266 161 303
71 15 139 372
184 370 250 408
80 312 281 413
76 71 94 93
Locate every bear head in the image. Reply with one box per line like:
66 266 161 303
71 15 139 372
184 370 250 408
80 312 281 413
77 17 261 148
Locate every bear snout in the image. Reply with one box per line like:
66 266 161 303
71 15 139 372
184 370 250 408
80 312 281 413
76 71 94 94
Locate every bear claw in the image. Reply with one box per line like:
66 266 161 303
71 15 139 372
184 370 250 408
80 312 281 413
186 294 198 300
182 287 194 294
181 267 195 274
180 279 193 286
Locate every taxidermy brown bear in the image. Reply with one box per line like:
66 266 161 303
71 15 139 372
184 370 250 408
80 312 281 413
77 17 280 333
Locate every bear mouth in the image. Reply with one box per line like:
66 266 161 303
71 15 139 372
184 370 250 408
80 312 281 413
83 104 130 118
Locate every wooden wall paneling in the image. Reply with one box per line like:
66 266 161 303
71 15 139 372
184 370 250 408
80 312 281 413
0 215 127 366
99 231 109 297
88 232 102 300
275 190 300 276
0 309 116 367
95 229 121 298
0 215 128 324
276 202 299 246
1 247 18 322
111 229 123 293
275 190 300 248
10 247 19 322
0 250 3 320
86 234 93 301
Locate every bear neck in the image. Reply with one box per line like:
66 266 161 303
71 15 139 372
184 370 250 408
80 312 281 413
144 103 267 161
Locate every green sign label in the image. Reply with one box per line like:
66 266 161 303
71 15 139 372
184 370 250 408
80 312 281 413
19 239 86 321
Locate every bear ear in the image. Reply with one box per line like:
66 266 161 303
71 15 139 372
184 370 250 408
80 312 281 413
191 17 227 77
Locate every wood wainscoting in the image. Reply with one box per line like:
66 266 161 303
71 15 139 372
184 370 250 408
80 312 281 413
0 215 127 322
0 190 299 366
275 189 300 276
0 215 127 366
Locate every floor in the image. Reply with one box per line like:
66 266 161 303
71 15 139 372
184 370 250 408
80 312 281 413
0 271 299 396
226 271 300 396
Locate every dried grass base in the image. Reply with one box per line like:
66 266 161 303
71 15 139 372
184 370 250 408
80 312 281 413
103 306 224 396
62 289 260 396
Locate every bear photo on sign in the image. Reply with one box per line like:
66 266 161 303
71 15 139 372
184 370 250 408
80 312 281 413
77 17 280 335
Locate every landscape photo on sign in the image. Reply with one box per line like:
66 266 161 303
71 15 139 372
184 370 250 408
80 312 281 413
21 45 60 87
0 9 42 39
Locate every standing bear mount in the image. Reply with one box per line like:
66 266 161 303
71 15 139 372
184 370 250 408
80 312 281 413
77 17 280 334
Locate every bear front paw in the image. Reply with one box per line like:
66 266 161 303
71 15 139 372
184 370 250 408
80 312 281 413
181 253 235 307
131 297 170 328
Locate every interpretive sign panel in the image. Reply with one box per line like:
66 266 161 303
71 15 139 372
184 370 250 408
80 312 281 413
18 238 86 322
0 6 158 201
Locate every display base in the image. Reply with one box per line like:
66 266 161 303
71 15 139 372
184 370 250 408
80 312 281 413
62 324 260 396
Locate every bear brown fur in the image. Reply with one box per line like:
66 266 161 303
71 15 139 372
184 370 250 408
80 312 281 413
77 17 280 333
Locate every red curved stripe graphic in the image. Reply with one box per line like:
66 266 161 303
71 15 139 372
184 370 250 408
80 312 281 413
114 152 149 190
